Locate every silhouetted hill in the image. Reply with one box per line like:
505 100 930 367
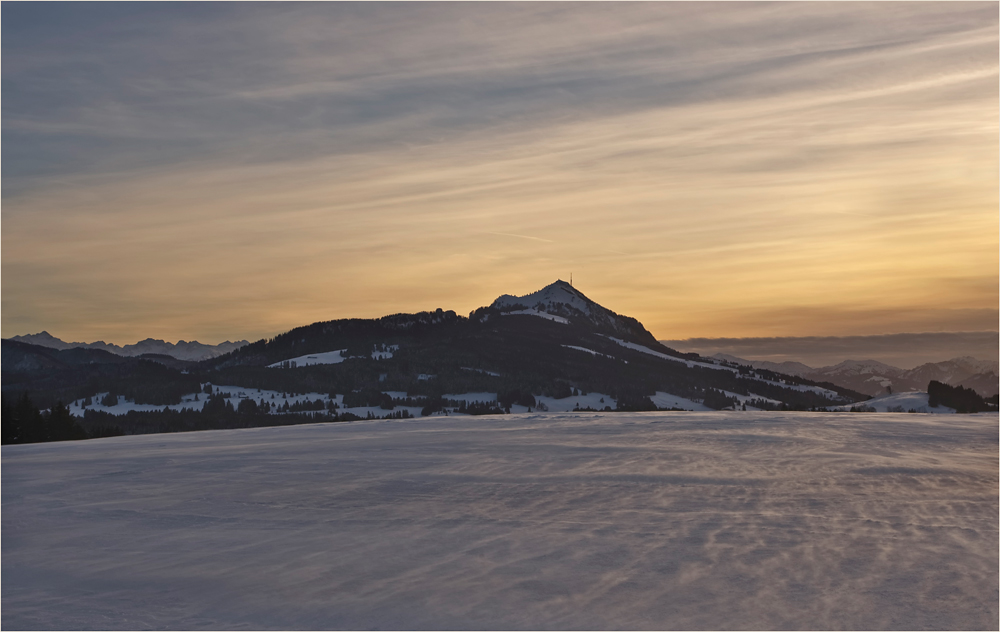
199 281 863 410
4 281 869 438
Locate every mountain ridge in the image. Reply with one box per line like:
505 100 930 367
712 353 998 397
4 281 870 423
7 332 249 362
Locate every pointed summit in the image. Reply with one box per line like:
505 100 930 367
9 331 74 350
492 279 596 315
490 280 657 344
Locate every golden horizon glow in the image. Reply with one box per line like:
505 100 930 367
3 3 997 345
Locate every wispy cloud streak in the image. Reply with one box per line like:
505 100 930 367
487 233 554 244
2 2 996 343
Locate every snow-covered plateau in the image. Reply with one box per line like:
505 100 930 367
3 411 996 630
267 345 398 368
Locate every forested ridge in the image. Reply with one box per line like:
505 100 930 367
4 303 877 443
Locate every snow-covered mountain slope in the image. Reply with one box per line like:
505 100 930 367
502 308 570 324
711 354 814 378
948 356 999 374
605 339 843 400
804 359 904 393
815 359 904 378
493 280 597 315
812 357 998 397
489 280 656 343
956 371 1000 398
267 345 398 368
7 332 249 362
901 357 998 395
268 349 348 368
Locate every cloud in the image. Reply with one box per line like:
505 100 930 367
487 233 554 244
2 3 996 343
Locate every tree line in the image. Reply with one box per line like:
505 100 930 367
927 380 995 413
2 393 91 444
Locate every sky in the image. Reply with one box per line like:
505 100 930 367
3 2 997 346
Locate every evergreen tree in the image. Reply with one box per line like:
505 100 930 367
45 402 87 441
237 398 259 416
13 393 47 444
927 380 989 413
1 397 20 444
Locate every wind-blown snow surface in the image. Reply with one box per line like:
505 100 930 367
3 412 997 630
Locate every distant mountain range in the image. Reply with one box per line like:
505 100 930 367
7 331 249 362
710 354 998 398
659 332 998 372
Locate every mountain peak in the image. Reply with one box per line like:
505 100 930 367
10 331 74 350
491 279 596 315
489 280 657 344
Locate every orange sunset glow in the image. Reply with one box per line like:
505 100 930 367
3 2 997 345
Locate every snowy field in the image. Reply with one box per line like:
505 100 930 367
3 412 997 630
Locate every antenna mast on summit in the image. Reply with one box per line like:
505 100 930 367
570 273 573 287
